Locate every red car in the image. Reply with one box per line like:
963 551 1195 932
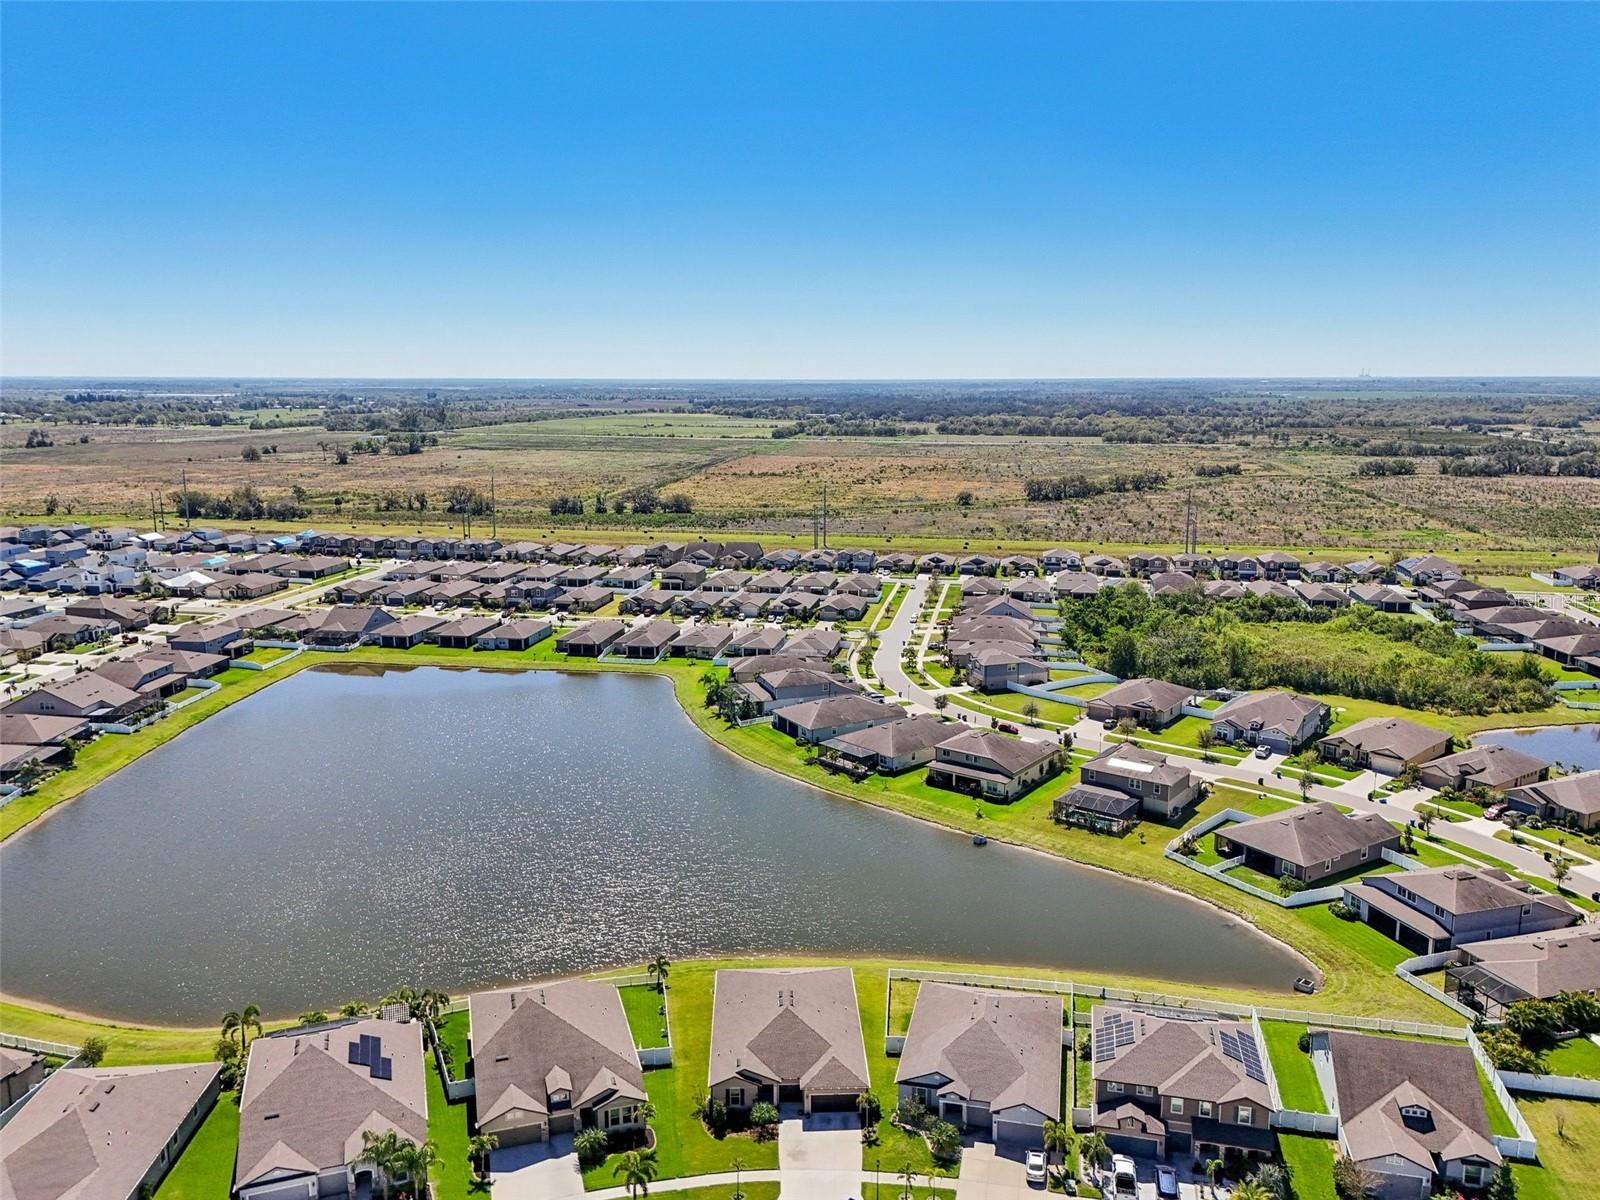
997 721 1021 734
1484 803 1508 821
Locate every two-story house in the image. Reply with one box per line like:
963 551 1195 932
1090 1005 1277 1164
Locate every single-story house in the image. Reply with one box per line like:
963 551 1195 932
1416 744 1549 795
236 1017 427 1200
64 595 157 630
671 622 737 658
926 729 1061 802
469 979 648 1147
1214 802 1401 884
821 715 968 773
660 562 707 591
2 673 145 723
375 614 445 648
1317 1030 1500 1200
785 628 846 659
430 615 503 649
551 585 613 613
1350 583 1412 613
1317 717 1450 776
1052 571 1102 600
556 619 628 657
771 694 902 744
1505 769 1600 831
0 1062 221 1200
1445 928 1600 1020
479 618 551 651
1041 548 1082 573
736 666 860 714
611 620 678 660
816 592 869 622
1084 678 1193 730
0 1046 46 1110
708 967 870 1115
895 982 1062 1147
303 605 396 647
726 626 788 657
1209 691 1330 754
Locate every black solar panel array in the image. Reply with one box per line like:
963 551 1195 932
347 1032 393 1080
1218 1029 1267 1084
1095 1012 1137 1062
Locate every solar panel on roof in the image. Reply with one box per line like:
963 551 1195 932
373 1056 393 1081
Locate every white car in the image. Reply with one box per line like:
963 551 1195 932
1024 1150 1048 1185
1110 1155 1139 1199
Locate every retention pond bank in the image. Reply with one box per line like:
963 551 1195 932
0 664 1302 1022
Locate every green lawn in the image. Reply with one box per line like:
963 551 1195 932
888 977 921 1036
1259 1022 1326 1112
620 983 671 1049
1276 1133 1337 1200
427 1042 481 1200
1544 1036 1600 1080
435 1010 471 1080
1515 1096 1600 1200
154 1092 240 1200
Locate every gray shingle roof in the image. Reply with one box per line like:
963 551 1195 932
708 968 868 1094
895 983 1063 1120
1218 802 1399 869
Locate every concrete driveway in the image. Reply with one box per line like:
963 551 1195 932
489 1133 585 1200
779 1106 865 1200
954 1142 1038 1200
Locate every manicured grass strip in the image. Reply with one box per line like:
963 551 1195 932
620 983 671 1049
154 1092 240 1200
427 1043 479 1200
435 1010 471 1080
1260 1021 1325 1113
1543 1036 1600 1080
0 999 284 1065
857 968 948 1176
1275 1133 1337 1200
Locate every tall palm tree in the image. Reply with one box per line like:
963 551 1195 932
1079 1133 1109 1171
221 1004 263 1056
339 1000 370 1017
648 955 671 992
612 1149 658 1200
897 1162 917 1200
394 1139 441 1200
1230 1181 1269 1200
467 1133 499 1181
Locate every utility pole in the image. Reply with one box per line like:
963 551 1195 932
490 471 498 538
181 469 191 527
821 483 828 548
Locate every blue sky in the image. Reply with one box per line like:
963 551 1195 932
3 2 1597 378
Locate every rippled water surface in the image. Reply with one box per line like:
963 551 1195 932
1477 723 1600 772
0 664 1302 1022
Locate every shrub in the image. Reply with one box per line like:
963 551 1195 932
1296 1029 1311 1054
927 1120 963 1160
749 1101 780 1139
574 1128 609 1166
1326 899 1358 921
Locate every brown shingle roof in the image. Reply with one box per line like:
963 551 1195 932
895 983 1062 1120
709 968 868 1094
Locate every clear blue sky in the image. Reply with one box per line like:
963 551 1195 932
3 2 1597 378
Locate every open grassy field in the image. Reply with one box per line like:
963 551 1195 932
5 412 1595 565
1515 1097 1600 1200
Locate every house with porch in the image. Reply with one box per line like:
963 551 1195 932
1444 928 1600 1020
894 982 1062 1148
469 979 647 1147
1084 678 1193 730
772 694 901 744
1416 744 1549 795
1505 769 1600 831
236 1017 427 1200
926 729 1061 801
1208 691 1330 754
708 967 869 1115
1066 744 1200 822
821 715 967 774
556 620 627 657
1315 1031 1500 1200
1317 717 1450 776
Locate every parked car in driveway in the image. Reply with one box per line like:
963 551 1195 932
1156 1165 1179 1200
1109 1155 1138 1198
1254 744 1272 759
1485 803 1507 821
1025 1150 1047 1186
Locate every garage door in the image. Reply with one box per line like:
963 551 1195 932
810 1092 859 1113
992 1118 1042 1147
489 1120 548 1148
1105 1132 1160 1158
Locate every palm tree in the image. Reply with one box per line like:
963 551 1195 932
648 954 671 993
1230 1181 1269 1200
613 1149 658 1200
730 1156 747 1200
1204 1157 1225 1197
898 1161 917 1200
1041 1117 1073 1175
339 1000 370 1017
1079 1133 1109 1171
221 1004 263 1056
358 1130 405 1198
393 1139 441 1200
467 1133 499 1182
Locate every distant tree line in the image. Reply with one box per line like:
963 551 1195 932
169 486 308 521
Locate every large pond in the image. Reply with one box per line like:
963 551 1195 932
0 665 1303 1023
1477 723 1600 772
